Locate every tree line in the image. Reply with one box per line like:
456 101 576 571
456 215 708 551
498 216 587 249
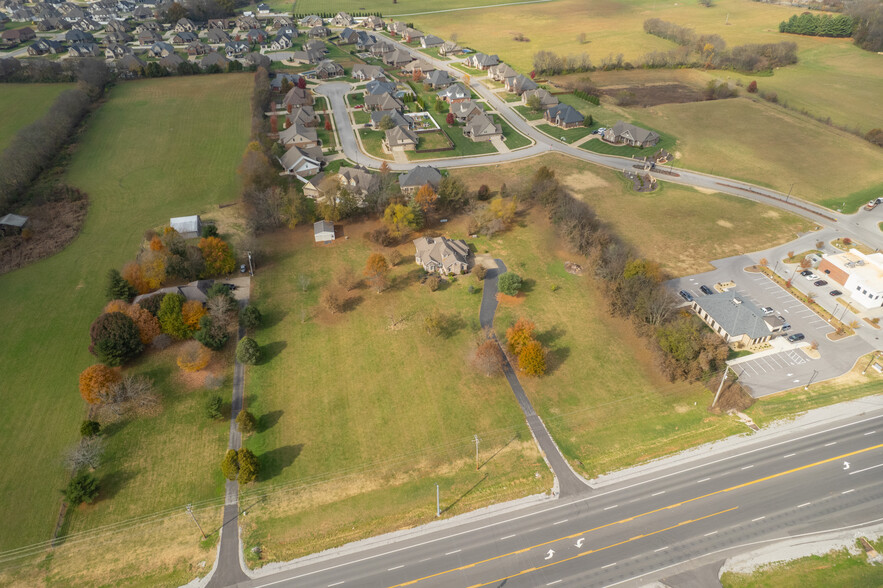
779 12 855 37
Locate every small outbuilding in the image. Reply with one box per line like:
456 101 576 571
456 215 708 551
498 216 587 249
0 213 28 236
314 220 335 243
170 215 201 238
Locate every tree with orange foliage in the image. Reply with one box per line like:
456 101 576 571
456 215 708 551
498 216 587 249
139 251 167 291
414 184 437 214
182 300 207 331
412 69 422 82
104 299 130 315
365 253 390 293
518 339 547 376
149 235 164 252
177 341 212 372
79 364 121 405
199 237 236 277
506 317 536 355
126 304 161 344
122 261 149 294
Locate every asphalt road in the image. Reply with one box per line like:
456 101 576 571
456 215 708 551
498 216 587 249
227 408 883 588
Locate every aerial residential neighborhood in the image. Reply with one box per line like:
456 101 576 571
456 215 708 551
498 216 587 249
0 1 881 587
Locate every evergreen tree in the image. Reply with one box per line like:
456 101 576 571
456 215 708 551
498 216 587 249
106 268 136 302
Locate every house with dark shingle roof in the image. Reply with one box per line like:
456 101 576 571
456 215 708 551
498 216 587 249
200 52 229 69
362 15 383 30
424 70 453 89
463 113 502 142
603 121 660 148
420 34 443 48
413 236 471 275
369 109 410 129
352 64 385 81
399 165 441 195
450 100 484 123
384 126 418 151
365 79 397 96
437 83 470 103
521 88 558 110
365 91 404 112
504 74 537 95
544 104 584 129
690 290 776 347
283 86 313 108
465 52 498 69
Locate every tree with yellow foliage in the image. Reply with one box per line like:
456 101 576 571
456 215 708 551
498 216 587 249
78 364 121 405
177 341 212 372
182 300 206 331
506 317 536 355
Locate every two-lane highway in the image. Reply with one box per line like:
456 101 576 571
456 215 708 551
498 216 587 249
237 409 883 588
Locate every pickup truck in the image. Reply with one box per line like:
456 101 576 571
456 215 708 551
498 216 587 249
865 197 882 211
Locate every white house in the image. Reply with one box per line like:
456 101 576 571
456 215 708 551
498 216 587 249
169 215 201 237
314 220 335 243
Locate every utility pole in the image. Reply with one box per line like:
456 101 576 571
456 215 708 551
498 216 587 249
436 484 440 517
186 504 206 539
805 369 818 391
474 434 481 470
786 182 795 203
862 354 877 375
711 367 728 408
247 251 255 276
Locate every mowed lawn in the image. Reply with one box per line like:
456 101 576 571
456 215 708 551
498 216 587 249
622 98 883 207
0 83 73 152
449 153 813 277
0 75 251 553
295 0 522 15
241 226 552 563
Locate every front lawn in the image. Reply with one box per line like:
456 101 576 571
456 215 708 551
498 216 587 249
581 126 677 158
513 105 544 121
315 125 337 151
416 130 452 150
536 123 593 144
418 47 451 60
358 127 392 160
346 92 364 106
498 118 532 149
352 110 370 125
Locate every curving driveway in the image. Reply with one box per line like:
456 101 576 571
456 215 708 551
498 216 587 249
316 39 883 250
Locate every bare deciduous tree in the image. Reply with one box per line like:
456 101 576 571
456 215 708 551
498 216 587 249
298 273 311 293
63 436 105 472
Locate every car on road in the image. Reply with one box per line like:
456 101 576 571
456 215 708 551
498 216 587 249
830 290 843 297
813 279 828 287
787 333 805 343
760 306 775 316
800 270 813 277
803 273 819 281
679 290 694 302
777 315 791 330
699 285 714 295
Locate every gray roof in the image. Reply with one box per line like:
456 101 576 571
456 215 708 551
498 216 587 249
413 236 470 273
610 121 660 145
424 70 453 86
437 83 469 101
464 113 501 137
0 213 28 227
370 109 409 128
314 220 334 234
422 34 443 46
546 103 584 124
366 79 397 95
399 165 441 189
385 125 418 146
694 290 773 340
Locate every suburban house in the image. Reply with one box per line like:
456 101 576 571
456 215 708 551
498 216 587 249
270 73 304 91
413 236 471 275
286 105 319 127
138 30 162 45
28 38 64 55
439 41 462 56
424 70 454 89
463 113 502 142
245 28 267 44
311 59 344 79
338 27 359 45
224 40 249 57
66 29 94 44
690 290 778 347
186 41 209 55
279 146 324 177
388 21 407 35
465 52 499 69
437 83 470 103
450 100 484 123
521 88 558 110
200 52 229 69
271 16 294 30
362 15 384 30
116 54 146 74
402 27 424 43
352 64 386 81
421 34 443 48
399 165 442 194
160 54 184 71
278 123 319 149
504 74 537 95
544 104 584 128
171 30 197 44
290 47 324 64
365 91 404 112
308 25 331 38
402 59 435 76
174 18 197 33
245 53 272 70
331 12 355 27
383 48 413 67
133 280 216 305
370 41 394 58
69 42 101 57
818 249 883 309
237 15 261 29
488 63 517 81
269 33 293 51
355 31 378 51
169 215 201 238
314 220 335 243
256 2 271 14
337 166 380 199
283 86 313 108
299 15 323 27
304 39 327 53
384 126 419 152
603 121 660 148
207 18 234 29
370 109 410 129
365 79 397 96
0 214 28 236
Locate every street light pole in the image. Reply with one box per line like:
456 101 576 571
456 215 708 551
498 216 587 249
786 182 795 203
804 369 818 391
862 354 877 375
711 368 728 408
436 484 440 517
474 434 480 470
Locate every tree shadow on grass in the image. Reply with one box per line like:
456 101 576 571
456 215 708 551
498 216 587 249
259 410 284 433
343 294 363 312
519 278 536 294
260 341 287 365
259 444 303 481
96 468 136 503
535 325 570 376
261 308 288 329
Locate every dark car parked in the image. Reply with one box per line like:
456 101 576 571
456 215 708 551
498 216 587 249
814 280 828 287
830 290 843 297
700 285 714 295
679 290 694 302
787 333 805 343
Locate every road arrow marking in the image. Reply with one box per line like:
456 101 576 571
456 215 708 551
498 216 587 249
545 549 554 560
575 538 585 549
843 461 850 470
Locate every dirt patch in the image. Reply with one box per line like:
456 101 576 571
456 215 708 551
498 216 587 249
0 198 88 275
694 186 718 195
561 170 610 192
599 84 706 107
496 292 525 306
716 219 735 229
762 210 781 219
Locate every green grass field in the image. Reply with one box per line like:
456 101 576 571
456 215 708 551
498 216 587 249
239 225 553 563
0 83 73 152
536 123 593 144
498 118 531 149
294 0 528 14
721 537 883 588
408 110 498 160
581 126 677 158
620 98 883 207
0 75 251 554
358 127 392 159
513 105 544 121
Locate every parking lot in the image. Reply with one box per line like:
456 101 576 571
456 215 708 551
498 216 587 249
736 349 807 377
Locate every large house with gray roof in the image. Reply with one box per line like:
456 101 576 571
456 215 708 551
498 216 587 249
399 166 442 195
413 236 471 275
690 290 782 347
604 121 660 148
544 104 584 129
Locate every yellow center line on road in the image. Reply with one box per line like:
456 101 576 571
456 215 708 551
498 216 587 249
466 507 739 588
388 444 883 588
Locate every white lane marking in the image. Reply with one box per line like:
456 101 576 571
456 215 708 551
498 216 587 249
445 549 461 555
250 414 883 588
752 516 766 522
604 505 618 511
704 531 718 536
741 465 754 470
418 558 432 563
783 453 796 458
654 546 669 552
824 442 837 447
602 562 617 569
388 565 404 571
849 463 883 476
651 491 665 497
865 431 876 436
797 503 811 508
553 519 568 525
547 581 562 586
328 583 345 587
842 489 855 495
500 534 517 540
697 478 711 483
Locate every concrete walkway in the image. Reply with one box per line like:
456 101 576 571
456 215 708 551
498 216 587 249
480 259 591 498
